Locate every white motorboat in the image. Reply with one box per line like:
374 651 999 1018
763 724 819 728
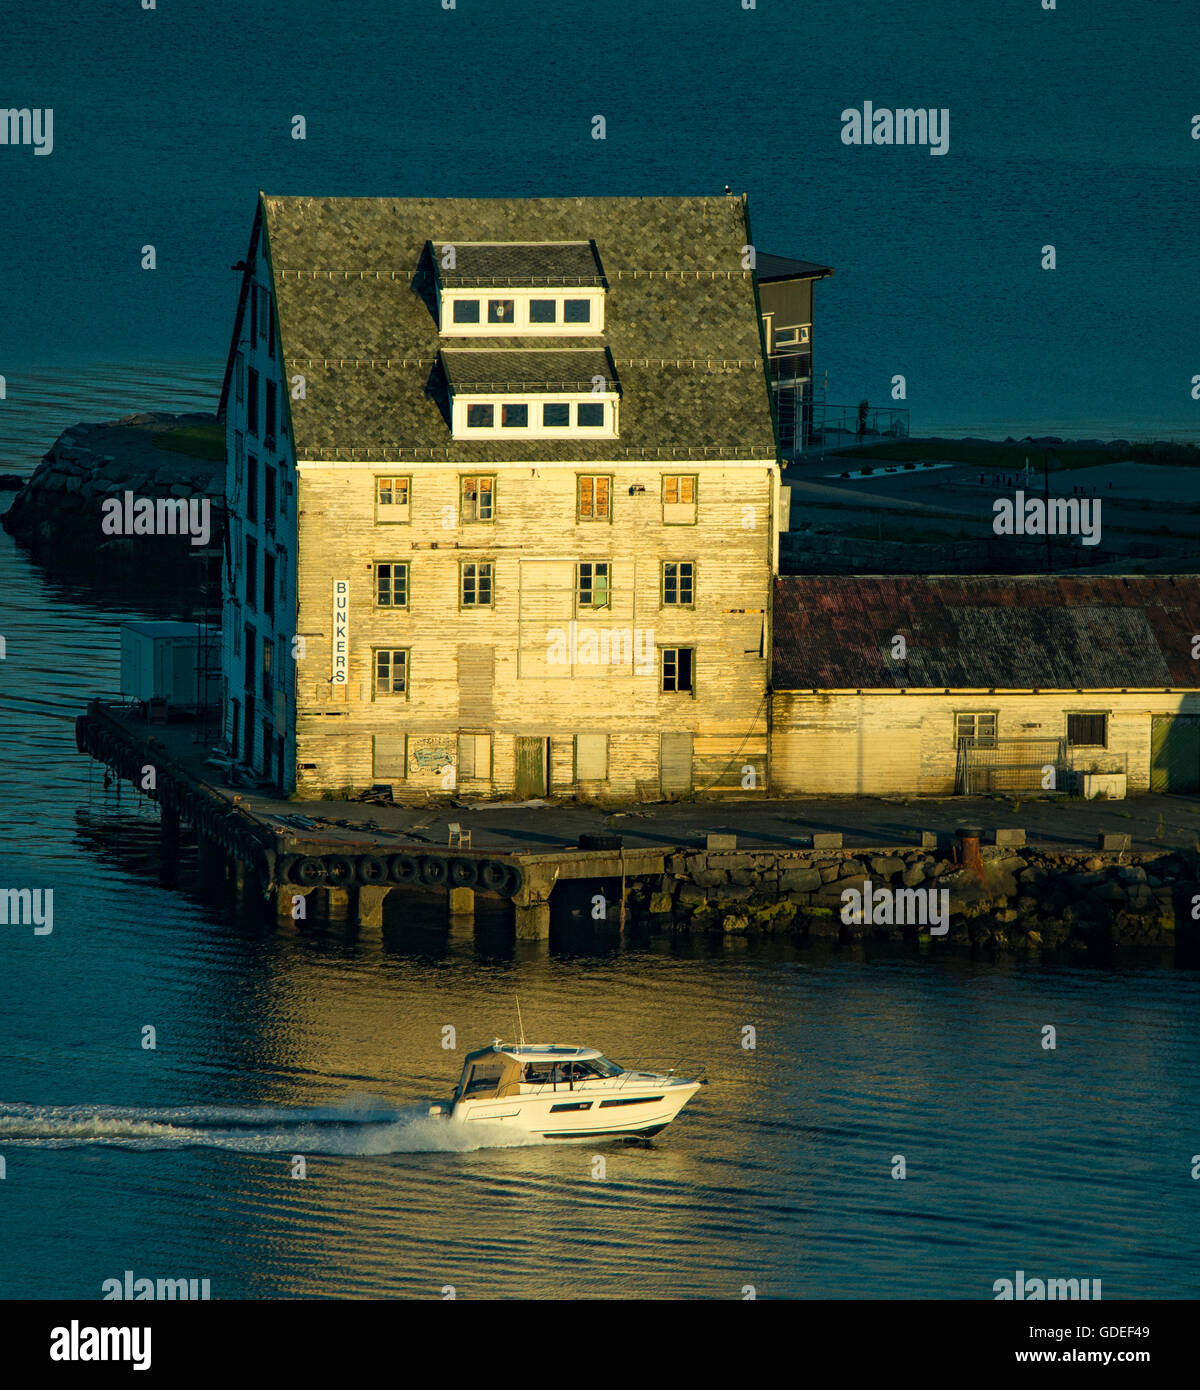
429 1041 705 1140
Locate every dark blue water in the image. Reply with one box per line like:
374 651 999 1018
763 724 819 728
3 6 1200 1302
0 369 1198 1299
1 0 1198 439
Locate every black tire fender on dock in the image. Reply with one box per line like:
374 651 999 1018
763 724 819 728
323 855 355 887
418 856 447 886
357 855 388 886
479 860 508 892
277 855 300 886
579 832 623 852
387 853 418 884
295 856 326 886
448 858 479 889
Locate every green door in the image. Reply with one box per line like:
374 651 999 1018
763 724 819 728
1150 716 1200 793
515 736 547 798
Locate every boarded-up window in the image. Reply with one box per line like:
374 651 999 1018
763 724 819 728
575 733 608 781
373 734 408 779
578 475 611 520
663 475 697 525
458 733 492 780
1067 713 1107 747
458 645 495 722
376 477 411 522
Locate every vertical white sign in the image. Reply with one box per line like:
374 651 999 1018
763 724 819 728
332 579 349 685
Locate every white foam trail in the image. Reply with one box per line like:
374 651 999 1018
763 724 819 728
0 1098 546 1153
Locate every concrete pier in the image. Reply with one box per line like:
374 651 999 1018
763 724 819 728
356 885 389 929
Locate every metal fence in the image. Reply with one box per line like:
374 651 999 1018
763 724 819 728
956 737 1067 795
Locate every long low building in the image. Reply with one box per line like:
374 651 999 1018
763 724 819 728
770 575 1200 797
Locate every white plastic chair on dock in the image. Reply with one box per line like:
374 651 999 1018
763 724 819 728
448 822 471 847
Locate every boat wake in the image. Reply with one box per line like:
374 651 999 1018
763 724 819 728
0 1097 544 1154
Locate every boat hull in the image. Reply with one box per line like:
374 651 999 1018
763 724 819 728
448 1079 701 1141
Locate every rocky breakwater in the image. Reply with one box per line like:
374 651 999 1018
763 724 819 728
2 412 224 584
626 845 1200 953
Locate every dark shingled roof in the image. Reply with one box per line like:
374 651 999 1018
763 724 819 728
773 576 1200 690
432 241 606 287
257 194 777 463
756 253 834 282
441 348 618 395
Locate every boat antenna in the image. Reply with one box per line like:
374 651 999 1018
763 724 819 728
516 994 526 1045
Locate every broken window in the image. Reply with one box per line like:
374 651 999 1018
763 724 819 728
376 562 408 608
955 712 997 747
461 476 495 522
577 561 610 609
661 647 694 693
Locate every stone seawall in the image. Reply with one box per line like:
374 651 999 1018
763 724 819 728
619 845 1200 950
1 412 223 583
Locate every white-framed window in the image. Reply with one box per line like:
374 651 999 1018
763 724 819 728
773 324 811 348
440 289 605 337
452 395 616 439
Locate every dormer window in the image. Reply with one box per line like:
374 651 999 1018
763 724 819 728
431 242 607 337
441 349 620 440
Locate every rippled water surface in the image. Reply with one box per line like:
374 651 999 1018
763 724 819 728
2 369 1200 1300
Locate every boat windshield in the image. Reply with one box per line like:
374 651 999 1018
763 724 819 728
591 1056 623 1077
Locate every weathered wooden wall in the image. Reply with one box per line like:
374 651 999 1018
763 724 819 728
770 690 1200 796
292 459 778 796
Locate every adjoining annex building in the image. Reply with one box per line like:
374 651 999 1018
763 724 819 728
771 575 1200 797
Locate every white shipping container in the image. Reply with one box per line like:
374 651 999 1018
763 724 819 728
120 622 219 710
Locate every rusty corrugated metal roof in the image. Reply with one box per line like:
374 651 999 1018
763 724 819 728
772 575 1200 689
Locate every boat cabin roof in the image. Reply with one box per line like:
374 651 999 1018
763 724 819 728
464 1043 603 1064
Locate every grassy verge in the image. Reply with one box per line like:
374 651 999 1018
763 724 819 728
154 424 224 462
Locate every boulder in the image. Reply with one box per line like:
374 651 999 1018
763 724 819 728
780 866 822 893
869 856 906 877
